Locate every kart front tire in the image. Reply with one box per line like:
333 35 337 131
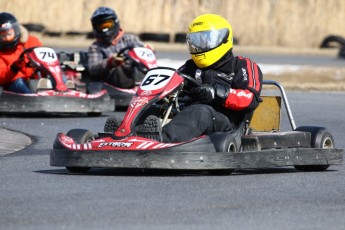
293 126 334 171
65 129 94 173
104 116 121 133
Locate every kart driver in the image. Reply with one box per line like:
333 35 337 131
0 12 42 94
137 13 263 143
88 6 152 89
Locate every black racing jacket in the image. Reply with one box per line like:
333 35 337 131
178 50 263 124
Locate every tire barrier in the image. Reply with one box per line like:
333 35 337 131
22 23 46 32
338 46 345 58
139 33 170 43
320 35 345 59
320 35 345 48
23 22 241 45
174 33 187 43
43 31 62 37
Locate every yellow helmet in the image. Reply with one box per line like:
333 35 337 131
186 14 233 68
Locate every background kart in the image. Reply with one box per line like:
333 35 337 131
59 46 158 109
50 67 343 174
0 47 115 115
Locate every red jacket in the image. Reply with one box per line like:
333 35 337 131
0 33 42 86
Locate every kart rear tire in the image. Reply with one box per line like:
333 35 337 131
208 137 237 175
65 129 94 173
293 126 334 171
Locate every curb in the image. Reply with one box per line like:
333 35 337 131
0 128 32 156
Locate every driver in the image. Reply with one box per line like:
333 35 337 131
0 12 42 94
87 6 152 89
138 13 263 143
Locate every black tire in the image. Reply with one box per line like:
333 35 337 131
233 37 239 45
208 136 236 175
174 33 186 43
44 31 62 37
22 23 46 32
293 126 335 171
320 35 345 48
338 46 345 58
65 31 86 36
86 31 95 39
104 117 121 133
65 129 94 173
139 33 170 42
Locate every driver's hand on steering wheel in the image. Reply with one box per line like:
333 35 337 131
107 55 124 68
10 57 28 73
191 84 215 104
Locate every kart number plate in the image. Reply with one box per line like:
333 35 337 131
140 68 175 91
32 47 58 62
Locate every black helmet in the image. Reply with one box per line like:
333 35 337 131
0 12 21 50
90 7 120 44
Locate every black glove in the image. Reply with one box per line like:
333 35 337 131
107 55 123 68
191 84 215 104
10 58 26 73
123 57 134 70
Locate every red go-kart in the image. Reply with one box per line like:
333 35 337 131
0 47 115 115
50 67 343 174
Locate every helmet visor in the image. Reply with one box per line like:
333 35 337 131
186 28 229 54
0 28 15 42
94 19 115 32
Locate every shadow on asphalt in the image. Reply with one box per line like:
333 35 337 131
34 167 327 177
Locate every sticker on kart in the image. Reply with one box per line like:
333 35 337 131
139 68 175 91
31 47 58 63
132 47 156 62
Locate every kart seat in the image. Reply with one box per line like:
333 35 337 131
29 78 53 92
249 96 281 132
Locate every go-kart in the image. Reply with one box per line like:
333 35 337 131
50 67 343 174
59 46 158 108
0 47 115 115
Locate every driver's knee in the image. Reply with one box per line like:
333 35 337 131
107 67 135 88
8 78 33 94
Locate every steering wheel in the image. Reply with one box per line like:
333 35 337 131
170 71 200 105
179 72 201 88
16 46 58 82
15 46 40 67
116 45 137 59
18 46 39 59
